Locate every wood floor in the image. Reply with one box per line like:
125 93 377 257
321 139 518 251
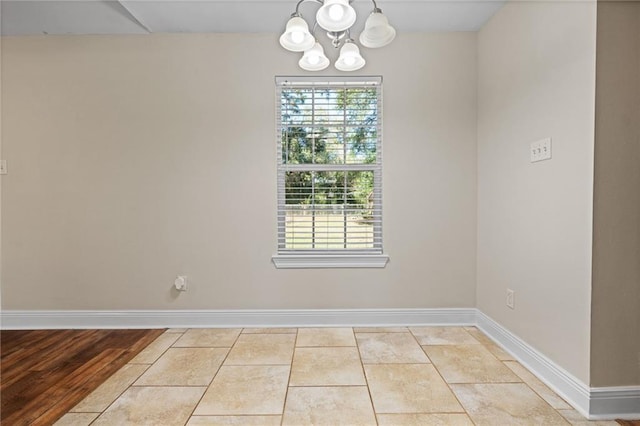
1 328 165 425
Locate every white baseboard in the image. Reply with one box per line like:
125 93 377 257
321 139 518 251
590 386 640 420
0 308 476 330
476 311 592 416
2 307 637 420
477 311 640 421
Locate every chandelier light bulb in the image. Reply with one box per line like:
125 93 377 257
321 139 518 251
299 42 330 71
279 16 315 52
335 41 365 71
316 0 356 32
291 31 304 44
329 4 345 21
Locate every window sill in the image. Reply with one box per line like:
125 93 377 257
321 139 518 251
271 254 389 269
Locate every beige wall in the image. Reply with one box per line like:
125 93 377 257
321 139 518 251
591 1 640 387
0 38 3 310
0 33 478 310
477 1 597 383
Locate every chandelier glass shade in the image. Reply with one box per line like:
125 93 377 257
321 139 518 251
279 16 316 51
299 42 331 71
279 0 395 72
359 10 396 48
335 41 365 71
316 0 357 32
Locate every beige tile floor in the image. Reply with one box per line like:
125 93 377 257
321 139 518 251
54 326 619 426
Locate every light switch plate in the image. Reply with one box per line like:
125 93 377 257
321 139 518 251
531 138 552 162
0 160 7 175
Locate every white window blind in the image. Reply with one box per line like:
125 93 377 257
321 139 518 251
275 76 383 259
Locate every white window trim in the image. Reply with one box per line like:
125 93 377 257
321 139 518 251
272 253 389 269
273 76 389 269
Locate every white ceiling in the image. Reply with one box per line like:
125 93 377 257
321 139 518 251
1 0 505 37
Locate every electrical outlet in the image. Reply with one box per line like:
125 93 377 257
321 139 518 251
530 138 552 163
506 289 515 309
174 275 188 292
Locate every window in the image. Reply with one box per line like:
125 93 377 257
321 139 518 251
272 76 388 268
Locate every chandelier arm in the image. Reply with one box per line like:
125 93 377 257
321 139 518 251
293 0 324 16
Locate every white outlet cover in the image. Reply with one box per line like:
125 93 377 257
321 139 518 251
506 289 515 309
530 138 552 163
174 275 187 291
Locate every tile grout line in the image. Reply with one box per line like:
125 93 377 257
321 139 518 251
86 331 180 425
498 358 574 424
502 359 573 412
353 326 381 426
70 363 152 414
184 327 244 424
455 327 572 425
127 332 182 364
418 327 479 425
280 327 299 426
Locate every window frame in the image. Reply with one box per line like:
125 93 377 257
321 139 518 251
272 76 389 269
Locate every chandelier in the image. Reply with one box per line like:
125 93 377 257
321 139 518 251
279 0 396 72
